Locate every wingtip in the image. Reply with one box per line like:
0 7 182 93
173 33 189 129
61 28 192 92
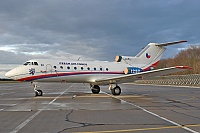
179 40 187 43
175 66 192 69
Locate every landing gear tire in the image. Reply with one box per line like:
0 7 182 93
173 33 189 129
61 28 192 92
35 89 43 97
91 85 100 94
111 86 121 95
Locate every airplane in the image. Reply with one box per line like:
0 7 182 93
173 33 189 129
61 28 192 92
5 40 191 97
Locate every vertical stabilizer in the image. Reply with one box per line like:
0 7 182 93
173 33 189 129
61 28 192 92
135 43 166 69
115 40 187 70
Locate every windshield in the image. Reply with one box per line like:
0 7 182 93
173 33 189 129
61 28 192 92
34 62 38 65
23 61 39 66
23 62 31 66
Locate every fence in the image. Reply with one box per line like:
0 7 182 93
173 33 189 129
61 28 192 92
134 74 200 86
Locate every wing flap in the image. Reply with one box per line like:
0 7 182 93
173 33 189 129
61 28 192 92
95 66 191 84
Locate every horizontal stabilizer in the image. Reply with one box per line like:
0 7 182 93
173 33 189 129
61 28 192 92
155 40 187 47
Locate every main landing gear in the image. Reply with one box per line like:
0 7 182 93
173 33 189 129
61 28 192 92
109 84 121 95
91 84 122 95
91 85 101 94
32 82 43 97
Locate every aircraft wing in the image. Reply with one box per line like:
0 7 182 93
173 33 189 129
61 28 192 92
95 66 191 85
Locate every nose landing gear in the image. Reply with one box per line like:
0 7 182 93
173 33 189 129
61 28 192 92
32 82 43 97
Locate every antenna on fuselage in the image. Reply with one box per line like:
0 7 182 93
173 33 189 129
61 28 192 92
77 57 81 61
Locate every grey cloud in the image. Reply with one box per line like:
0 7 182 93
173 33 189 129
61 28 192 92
0 0 200 66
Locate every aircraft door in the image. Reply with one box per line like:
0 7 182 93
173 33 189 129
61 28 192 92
46 64 52 74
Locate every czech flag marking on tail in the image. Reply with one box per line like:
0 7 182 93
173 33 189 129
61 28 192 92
146 53 151 59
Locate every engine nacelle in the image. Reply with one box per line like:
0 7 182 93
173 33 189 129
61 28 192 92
115 55 133 62
115 55 122 62
124 67 143 74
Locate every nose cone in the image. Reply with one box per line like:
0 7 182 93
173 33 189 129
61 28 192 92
5 68 18 80
5 70 11 78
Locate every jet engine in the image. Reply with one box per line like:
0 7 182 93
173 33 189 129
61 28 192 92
124 67 143 74
115 55 134 62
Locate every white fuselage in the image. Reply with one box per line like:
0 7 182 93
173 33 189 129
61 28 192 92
4 40 188 96
6 59 136 84
7 41 185 84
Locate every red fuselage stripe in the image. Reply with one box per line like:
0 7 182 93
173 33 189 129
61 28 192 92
18 71 124 81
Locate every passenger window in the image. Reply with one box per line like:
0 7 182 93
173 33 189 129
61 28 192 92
94 68 96 71
87 67 90 70
100 68 103 71
54 66 57 69
81 67 84 70
74 67 77 70
106 68 109 71
67 66 70 69
60 66 63 69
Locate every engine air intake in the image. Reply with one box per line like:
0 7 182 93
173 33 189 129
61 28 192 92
124 67 143 74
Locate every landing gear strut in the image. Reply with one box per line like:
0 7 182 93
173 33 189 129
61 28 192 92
91 85 100 94
32 82 43 97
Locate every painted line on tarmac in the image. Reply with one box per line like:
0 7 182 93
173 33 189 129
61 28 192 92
130 83 200 89
0 104 17 106
0 92 15 95
102 91 199 133
10 84 74 133
0 108 5 111
77 124 200 133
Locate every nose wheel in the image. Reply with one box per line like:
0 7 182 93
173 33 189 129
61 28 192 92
35 89 43 96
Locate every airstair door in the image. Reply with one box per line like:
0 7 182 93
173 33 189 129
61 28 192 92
46 64 52 74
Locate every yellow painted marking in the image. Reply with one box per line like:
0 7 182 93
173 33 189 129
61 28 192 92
175 94 196 101
182 96 195 101
75 124 200 133
0 81 21 84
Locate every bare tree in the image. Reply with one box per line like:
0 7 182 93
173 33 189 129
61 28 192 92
156 44 200 75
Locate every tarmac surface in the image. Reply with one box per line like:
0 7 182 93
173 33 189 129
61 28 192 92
0 82 200 133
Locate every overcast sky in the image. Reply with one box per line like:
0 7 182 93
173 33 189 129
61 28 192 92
0 0 200 78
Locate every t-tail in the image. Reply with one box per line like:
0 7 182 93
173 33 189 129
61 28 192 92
115 40 187 71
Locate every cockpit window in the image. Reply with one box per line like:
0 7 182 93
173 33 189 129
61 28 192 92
24 62 31 66
34 62 38 65
23 62 39 66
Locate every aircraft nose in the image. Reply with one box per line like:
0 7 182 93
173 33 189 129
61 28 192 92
5 68 18 79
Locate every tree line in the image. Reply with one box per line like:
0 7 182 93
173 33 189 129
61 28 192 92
155 45 200 75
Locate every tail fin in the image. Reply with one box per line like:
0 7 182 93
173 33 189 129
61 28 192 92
115 40 187 70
